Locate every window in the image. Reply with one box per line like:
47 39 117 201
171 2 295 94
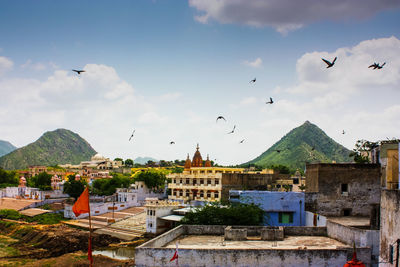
341 184 348 195
186 179 190 184
207 192 211 198
214 192 219 198
278 212 294 224
179 190 183 196
200 190 204 197
343 208 352 216
193 179 196 185
207 179 211 185
180 179 183 184
293 178 299 184
276 184 281 188
200 179 204 185
215 179 219 185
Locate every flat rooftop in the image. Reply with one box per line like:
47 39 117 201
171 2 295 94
163 235 350 250
0 197 41 211
327 216 370 227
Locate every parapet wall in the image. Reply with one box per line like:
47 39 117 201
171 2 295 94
136 225 371 267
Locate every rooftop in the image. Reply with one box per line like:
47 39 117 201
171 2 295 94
163 235 349 250
327 217 370 227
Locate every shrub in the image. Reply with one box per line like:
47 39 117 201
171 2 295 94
0 209 22 220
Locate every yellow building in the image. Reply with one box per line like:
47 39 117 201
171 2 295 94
167 144 245 203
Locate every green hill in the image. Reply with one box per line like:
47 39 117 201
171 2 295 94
0 129 96 170
0 140 17 157
244 121 352 170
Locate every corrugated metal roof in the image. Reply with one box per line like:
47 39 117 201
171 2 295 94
160 215 184 222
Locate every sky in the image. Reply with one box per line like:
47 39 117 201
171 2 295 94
1 0 400 165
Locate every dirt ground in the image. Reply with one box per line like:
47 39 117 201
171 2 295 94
0 221 144 266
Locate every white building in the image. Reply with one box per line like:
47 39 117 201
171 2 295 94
145 198 181 234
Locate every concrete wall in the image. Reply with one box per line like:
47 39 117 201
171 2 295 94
284 226 326 236
305 211 327 227
327 220 378 266
230 191 305 226
221 173 277 201
305 163 380 216
379 189 400 267
136 225 370 267
136 247 355 267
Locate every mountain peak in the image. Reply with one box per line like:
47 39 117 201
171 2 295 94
0 129 96 170
244 122 351 170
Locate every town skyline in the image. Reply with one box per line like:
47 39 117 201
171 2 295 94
1 1 400 165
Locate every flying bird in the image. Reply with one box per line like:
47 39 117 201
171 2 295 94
274 150 281 153
72 69 85 75
249 78 256 83
129 130 135 141
342 130 345 135
216 116 226 122
170 141 175 145
239 139 245 144
321 57 337 68
266 97 273 104
311 146 315 151
368 62 386 69
228 125 236 134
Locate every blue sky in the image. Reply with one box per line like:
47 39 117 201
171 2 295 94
1 0 400 165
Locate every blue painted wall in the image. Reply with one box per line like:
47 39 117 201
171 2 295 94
230 191 305 226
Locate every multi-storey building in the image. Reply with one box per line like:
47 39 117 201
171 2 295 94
168 144 244 203
167 144 277 203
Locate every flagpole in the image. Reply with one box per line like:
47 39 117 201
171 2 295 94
88 188 93 267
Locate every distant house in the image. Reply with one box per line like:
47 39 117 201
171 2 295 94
229 190 305 226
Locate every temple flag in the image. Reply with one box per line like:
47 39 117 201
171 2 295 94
72 187 90 217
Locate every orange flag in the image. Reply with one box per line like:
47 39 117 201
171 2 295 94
72 187 90 217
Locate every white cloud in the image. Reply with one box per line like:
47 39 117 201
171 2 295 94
239 96 258 106
21 59 57 71
243 58 262 68
189 0 400 33
0 56 13 75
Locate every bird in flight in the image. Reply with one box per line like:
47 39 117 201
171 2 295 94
170 141 175 145
228 125 236 134
266 97 274 104
250 78 256 83
321 57 337 68
274 149 281 153
239 139 245 144
72 69 85 75
342 130 345 135
129 130 135 141
311 146 315 151
368 62 386 69
216 116 226 122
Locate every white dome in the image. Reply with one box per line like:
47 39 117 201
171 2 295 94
92 153 106 161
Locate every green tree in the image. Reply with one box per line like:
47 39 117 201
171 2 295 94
171 167 183 173
349 139 376 164
114 158 124 164
0 168 18 188
181 203 264 226
92 176 131 196
63 179 87 199
31 172 52 190
124 159 134 167
270 164 291 174
133 169 166 189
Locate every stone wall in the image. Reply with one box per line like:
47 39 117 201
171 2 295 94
221 173 277 201
379 189 400 267
327 220 379 266
305 163 380 216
